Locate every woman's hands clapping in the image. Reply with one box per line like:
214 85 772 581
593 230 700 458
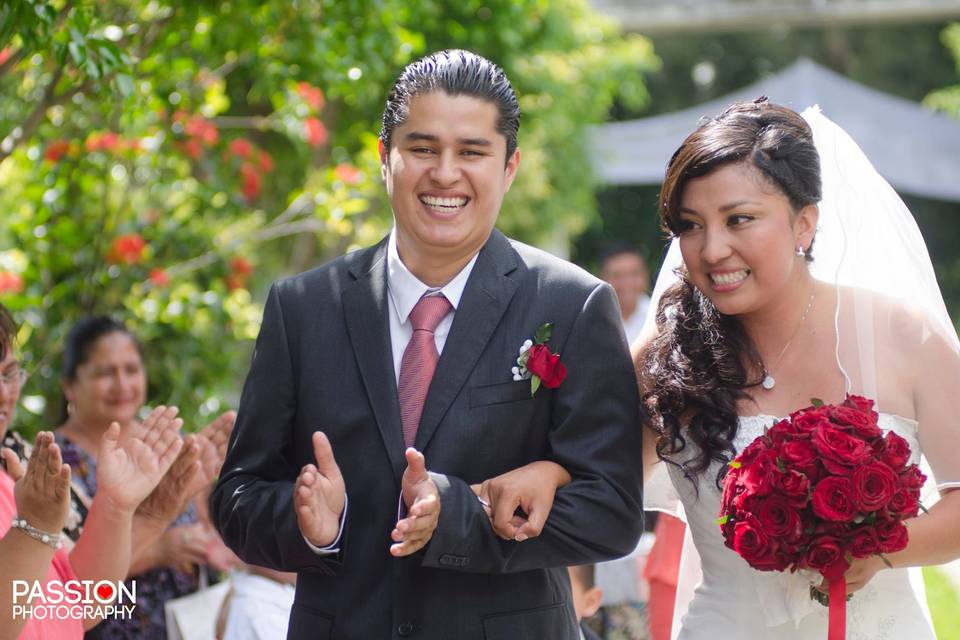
3 432 71 535
97 405 183 515
137 410 235 527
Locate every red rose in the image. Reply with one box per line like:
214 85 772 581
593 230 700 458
880 432 912 470
731 516 786 571
779 537 806 557
851 462 898 512
814 425 869 473
755 496 804 540
720 469 742 514
844 394 879 420
805 534 850 580
737 437 771 466
876 520 909 554
849 526 880 558
829 406 882 440
780 439 818 470
775 468 811 508
790 410 830 437
738 450 778 498
899 465 926 490
767 419 798 445
811 476 858 522
525 344 567 388
887 488 920 519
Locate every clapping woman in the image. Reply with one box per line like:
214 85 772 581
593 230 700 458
0 303 184 639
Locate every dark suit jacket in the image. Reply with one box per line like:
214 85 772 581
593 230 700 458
212 230 644 640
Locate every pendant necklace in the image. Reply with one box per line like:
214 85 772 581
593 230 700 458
761 288 816 391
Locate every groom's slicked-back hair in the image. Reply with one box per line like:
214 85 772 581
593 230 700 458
379 49 520 161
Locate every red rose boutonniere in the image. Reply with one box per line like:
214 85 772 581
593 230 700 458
511 322 567 396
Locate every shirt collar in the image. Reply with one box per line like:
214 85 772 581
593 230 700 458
386 228 479 324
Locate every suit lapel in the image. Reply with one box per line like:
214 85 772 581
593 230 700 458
415 230 521 452
342 237 407 481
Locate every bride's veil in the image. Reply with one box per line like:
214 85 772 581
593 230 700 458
641 105 960 636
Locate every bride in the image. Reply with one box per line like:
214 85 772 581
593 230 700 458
475 99 960 638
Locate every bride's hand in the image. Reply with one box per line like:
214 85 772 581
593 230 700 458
818 555 887 595
470 461 571 542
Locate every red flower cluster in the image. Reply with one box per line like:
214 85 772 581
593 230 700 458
525 344 567 389
226 256 255 291
305 117 328 146
225 138 275 200
334 163 363 184
85 131 123 153
149 268 171 288
44 139 73 163
0 271 24 294
719 395 924 581
173 111 220 159
296 82 325 112
107 234 146 265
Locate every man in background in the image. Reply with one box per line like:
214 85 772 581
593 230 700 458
599 243 651 344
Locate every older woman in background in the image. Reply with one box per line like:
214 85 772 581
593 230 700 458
53 315 234 639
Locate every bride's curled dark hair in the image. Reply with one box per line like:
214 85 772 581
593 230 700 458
641 99 822 488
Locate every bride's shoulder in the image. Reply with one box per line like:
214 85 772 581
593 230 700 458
836 285 959 381
835 284 940 339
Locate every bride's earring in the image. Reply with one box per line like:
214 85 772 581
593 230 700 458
795 245 806 257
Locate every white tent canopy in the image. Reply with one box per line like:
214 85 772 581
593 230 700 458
590 58 960 201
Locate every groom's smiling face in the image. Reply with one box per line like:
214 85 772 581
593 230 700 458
379 91 520 275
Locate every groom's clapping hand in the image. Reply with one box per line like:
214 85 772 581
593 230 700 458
391 448 440 557
295 432 346 548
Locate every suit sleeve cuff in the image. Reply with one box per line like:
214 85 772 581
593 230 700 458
303 493 348 555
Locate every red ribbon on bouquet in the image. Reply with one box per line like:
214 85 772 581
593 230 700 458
828 577 846 640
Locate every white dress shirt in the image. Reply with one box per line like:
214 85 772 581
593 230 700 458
621 294 651 345
307 229 479 555
386 228 478 382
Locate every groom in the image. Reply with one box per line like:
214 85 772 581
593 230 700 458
212 49 643 639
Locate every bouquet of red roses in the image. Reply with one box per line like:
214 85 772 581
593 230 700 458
718 395 925 639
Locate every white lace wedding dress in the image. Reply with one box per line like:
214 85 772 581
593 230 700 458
659 413 937 640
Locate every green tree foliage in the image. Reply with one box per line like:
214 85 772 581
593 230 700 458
926 23 960 117
916 22 960 321
0 0 656 434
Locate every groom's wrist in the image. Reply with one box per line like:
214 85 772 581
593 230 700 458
303 493 348 554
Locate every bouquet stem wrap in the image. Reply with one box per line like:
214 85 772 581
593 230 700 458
828 577 845 640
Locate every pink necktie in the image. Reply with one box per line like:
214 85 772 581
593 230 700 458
398 294 453 448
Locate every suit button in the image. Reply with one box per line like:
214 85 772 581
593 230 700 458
397 622 415 636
